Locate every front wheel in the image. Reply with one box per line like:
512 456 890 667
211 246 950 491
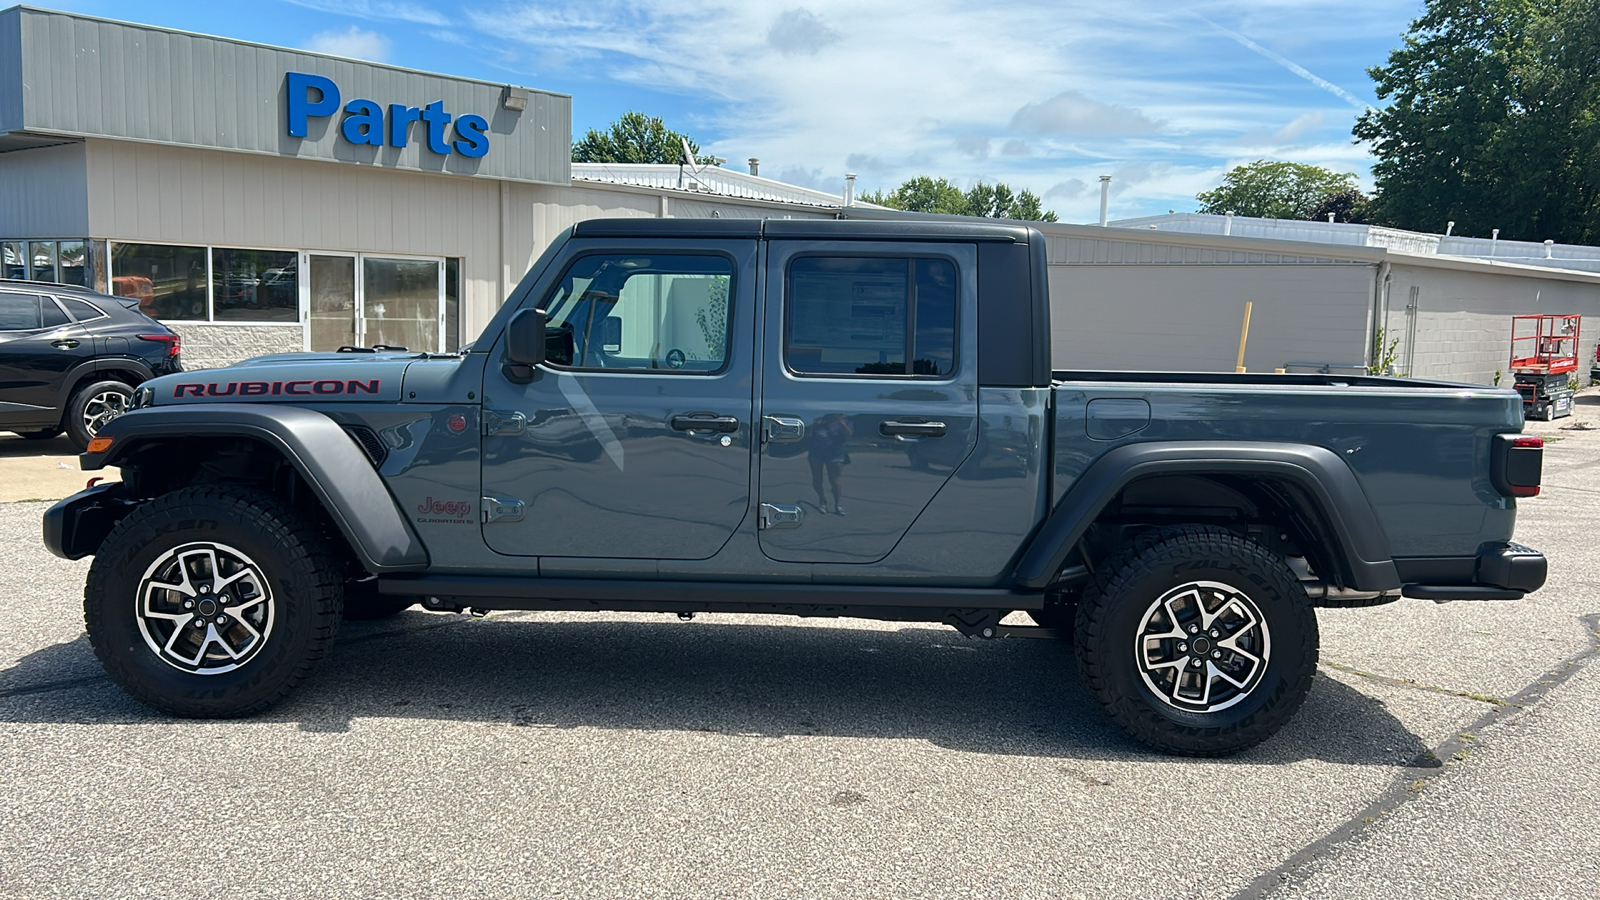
84 487 344 717
65 379 133 450
1074 526 1317 756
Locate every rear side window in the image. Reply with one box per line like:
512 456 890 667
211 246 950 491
785 256 957 377
0 291 43 330
60 297 108 322
41 298 69 328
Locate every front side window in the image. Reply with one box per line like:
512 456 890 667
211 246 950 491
785 256 958 377
112 243 208 320
540 254 734 373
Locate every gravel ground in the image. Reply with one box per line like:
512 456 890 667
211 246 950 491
1 397 1597 899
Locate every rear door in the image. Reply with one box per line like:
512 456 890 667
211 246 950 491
0 291 92 426
756 241 979 563
479 239 758 559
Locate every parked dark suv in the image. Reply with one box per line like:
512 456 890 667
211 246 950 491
0 280 182 449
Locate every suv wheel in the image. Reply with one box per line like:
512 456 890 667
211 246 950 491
1074 525 1317 756
65 379 134 450
84 487 344 717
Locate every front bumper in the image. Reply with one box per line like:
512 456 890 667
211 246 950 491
1400 542 1547 601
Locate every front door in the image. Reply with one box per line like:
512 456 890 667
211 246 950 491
756 241 979 564
305 253 356 352
480 240 757 559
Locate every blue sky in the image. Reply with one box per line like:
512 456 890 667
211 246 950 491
42 1 1424 223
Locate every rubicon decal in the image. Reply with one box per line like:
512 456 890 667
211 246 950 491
415 496 473 525
172 379 381 398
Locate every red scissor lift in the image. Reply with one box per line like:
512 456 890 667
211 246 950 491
1509 314 1580 421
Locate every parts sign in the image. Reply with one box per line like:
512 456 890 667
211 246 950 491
286 72 490 158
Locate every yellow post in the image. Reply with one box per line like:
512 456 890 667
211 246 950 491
1235 301 1253 373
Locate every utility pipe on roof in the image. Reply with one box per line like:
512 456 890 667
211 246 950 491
1098 175 1112 226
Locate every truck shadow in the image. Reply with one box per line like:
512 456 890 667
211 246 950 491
0 614 1429 767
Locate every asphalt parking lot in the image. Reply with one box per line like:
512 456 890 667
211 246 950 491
2 401 1598 900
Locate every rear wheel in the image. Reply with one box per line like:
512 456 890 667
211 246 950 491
84 487 344 717
65 379 133 450
1074 526 1317 756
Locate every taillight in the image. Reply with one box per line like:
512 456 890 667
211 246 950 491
137 333 181 357
1492 434 1544 498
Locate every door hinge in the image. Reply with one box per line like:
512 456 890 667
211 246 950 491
761 415 805 444
481 496 526 524
758 502 803 529
483 410 527 436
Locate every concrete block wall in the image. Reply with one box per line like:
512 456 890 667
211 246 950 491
168 323 302 371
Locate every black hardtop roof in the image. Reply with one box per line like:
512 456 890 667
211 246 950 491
570 217 1037 243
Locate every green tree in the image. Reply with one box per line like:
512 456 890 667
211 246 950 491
861 176 1059 222
1353 0 1600 242
1195 160 1362 220
572 111 716 165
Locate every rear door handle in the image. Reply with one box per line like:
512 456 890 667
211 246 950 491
51 339 80 350
671 413 740 433
880 419 947 438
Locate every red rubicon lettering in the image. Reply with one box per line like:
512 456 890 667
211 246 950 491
285 381 313 394
169 379 383 398
348 379 380 394
239 382 269 396
174 384 204 397
313 380 343 394
205 383 237 396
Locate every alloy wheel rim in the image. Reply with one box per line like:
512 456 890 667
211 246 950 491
1133 580 1271 713
82 390 129 435
135 542 275 674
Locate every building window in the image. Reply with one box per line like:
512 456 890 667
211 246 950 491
785 256 958 378
445 257 461 352
2 242 23 280
111 243 208 320
57 241 88 286
28 241 57 282
212 248 298 322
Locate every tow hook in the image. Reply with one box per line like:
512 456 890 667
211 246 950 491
677 611 696 621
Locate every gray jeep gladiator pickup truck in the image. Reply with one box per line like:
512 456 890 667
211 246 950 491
44 219 1548 755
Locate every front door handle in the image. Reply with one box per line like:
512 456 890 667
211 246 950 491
880 419 947 438
671 413 740 433
51 339 80 350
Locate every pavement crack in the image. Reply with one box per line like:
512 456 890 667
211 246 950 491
1318 661 1509 706
1234 612 1600 900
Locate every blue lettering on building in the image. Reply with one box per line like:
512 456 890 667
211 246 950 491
286 72 491 159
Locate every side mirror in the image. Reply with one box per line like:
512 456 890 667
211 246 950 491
506 308 547 367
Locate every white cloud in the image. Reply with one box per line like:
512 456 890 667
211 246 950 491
954 132 990 159
767 8 841 55
306 25 392 62
1010 91 1162 136
285 0 449 27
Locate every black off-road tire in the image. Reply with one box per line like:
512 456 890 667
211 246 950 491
341 580 415 620
64 379 133 450
1074 525 1318 756
83 487 344 717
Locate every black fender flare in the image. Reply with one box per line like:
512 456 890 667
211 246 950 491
1013 441 1400 592
50 357 158 417
78 404 429 573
